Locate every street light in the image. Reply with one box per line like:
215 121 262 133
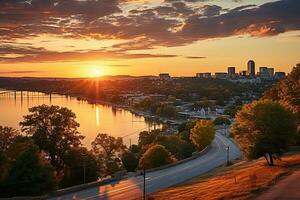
226 146 230 166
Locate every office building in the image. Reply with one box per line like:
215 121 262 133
196 73 211 78
247 60 255 77
274 72 286 80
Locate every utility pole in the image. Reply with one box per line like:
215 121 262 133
143 168 146 200
226 146 230 166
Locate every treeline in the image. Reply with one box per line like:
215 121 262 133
0 77 271 103
0 105 215 197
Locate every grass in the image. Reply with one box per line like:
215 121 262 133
148 152 300 200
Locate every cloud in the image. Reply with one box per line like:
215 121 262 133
185 56 206 59
0 45 178 63
0 71 41 74
0 0 299 63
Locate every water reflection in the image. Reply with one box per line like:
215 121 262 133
0 89 159 148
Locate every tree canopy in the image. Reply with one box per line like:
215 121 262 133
190 120 215 151
231 100 297 166
0 143 56 197
20 105 84 174
139 144 174 169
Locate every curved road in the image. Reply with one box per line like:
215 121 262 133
51 130 241 200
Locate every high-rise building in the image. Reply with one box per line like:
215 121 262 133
259 67 274 80
227 67 236 78
247 60 255 77
267 68 274 78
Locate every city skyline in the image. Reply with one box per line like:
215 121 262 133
0 0 299 77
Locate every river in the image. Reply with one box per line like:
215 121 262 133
0 89 155 148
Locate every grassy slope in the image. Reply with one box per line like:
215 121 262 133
149 153 300 200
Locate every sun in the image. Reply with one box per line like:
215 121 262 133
89 66 106 77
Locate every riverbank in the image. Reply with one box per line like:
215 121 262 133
148 152 300 200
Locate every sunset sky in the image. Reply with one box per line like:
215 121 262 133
0 0 299 77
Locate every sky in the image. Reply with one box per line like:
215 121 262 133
0 0 299 77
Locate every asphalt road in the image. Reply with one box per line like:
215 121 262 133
50 130 241 200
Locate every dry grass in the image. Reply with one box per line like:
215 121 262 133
149 153 300 200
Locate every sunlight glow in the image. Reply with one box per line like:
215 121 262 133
88 66 108 77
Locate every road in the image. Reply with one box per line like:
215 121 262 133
256 170 300 200
50 131 241 200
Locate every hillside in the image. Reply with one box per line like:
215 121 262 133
149 152 300 200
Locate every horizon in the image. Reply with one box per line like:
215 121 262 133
1 0 299 77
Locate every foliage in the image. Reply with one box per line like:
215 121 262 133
139 144 174 169
0 143 56 197
231 100 297 166
190 120 215 151
138 130 162 147
60 147 99 188
263 64 300 135
91 133 125 175
20 105 84 174
0 126 19 153
121 150 138 172
155 104 178 118
224 105 242 117
156 135 195 160
129 144 140 154
214 116 231 126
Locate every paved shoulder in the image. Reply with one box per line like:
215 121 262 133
256 170 300 200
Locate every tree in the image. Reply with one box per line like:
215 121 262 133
263 64 300 135
60 147 100 188
138 130 161 147
278 64 300 114
121 150 138 172
0 144 56 197
231 100 297 166
190 120 215 151
91 133 125 175
139 144 174 169
0 126 19 153
156 135 195 160
19 105 84 174
214 116 231 126
0 126 20 179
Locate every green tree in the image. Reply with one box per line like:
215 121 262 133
91 133 125 175
190 120 215 151
20 105 84 174
0 144 56 197
231 100 297 166
60 147 99 188
139 144 174 169
214 116 231 126
121 150 138 172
